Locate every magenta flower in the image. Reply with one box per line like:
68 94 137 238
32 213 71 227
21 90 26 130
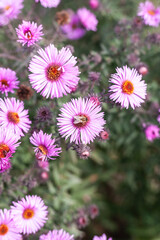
138 1 160 27
35 0 61 8
77 8 98 31
39 229 74 240
0 128 20 173
0 68 19 96
145 124 160 142
93 234 112 240
0 98 31 137
61 13 86 40
16 20 43 47
89 0 99 10
11 195 48 235
30 130 61 161
0 0 24 26
0 209 21 239
57 97 106 144
109 66 147 109
29 44 80 99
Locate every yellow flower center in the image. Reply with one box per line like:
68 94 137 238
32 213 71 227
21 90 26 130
38 145 48 155
148 10 156 16
0 144 10 158
73 114 88 127
0 224 9 235
122 80 134 95
47 66 61 81
1 79 9 87
23 208 34 219
7 112 20 124
4 5 11 11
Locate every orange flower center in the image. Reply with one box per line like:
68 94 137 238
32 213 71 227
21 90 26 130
0 144 10 158
122 80 134 95
7 112 20 124
24 30 33 39
23 208 34 219
4 5 11 11
47 66 61 81
38 145 48 155
0 224 9 235
148 10 156 16
1 79 9 87
73 114 88 127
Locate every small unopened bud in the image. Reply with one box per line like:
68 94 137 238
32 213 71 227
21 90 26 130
76 215 89 229
89 0 99 10
88 204 99 219
74 144 91 159
37 160 49 171
41 171 49 180
100 130 109 140
137 64 148 76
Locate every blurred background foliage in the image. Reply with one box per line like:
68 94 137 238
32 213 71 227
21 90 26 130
0 0 160 239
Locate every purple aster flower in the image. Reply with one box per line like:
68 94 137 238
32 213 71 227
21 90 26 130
30 130 61 161
39 229 74 240
29 44 80 98
138 1 160 27
61 13 86 40
0 128 20 173
11 195 48 235
35 0 61 8
0 68 19 96
0 0 24 26
0 209 21 239
0 98 31 137
93 234 112 240
77 7 98 31
109 66 147 109
16 20 43 47
57 97 106 144
145 124 160 142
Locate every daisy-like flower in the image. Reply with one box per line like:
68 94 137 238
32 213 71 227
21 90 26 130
0 98 31 137
145 124 160 142
0 68 19 96
109 66 147 109
0 0 24 26
30 130 61 161
39 229 74 240
16 21 43 47
29 44 80 99
0 128 20 173
35 0 61 8
61 13 86 40
0 209 21 239
138 1 160 27
93 234 112 240
57 97 106 144
77 8 98 31
11 195 48 235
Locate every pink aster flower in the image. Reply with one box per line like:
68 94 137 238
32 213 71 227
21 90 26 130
0 209 21 239
0 0 24 26
16 21 43 47
57 97 106 144
93 234 112 240
35 0 61 8
109 66 147 109
11 195 48 235
30 130 61 161
0 68 19 96
39 229 74 240
0 98 31 137
61 13 86 40
138 1 160 27
0 128 20 173
29 44 80 99
77 8 98 31
145 124 160 142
